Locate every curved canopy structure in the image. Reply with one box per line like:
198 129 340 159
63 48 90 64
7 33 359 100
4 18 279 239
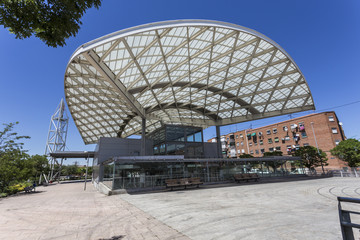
65 20 315 144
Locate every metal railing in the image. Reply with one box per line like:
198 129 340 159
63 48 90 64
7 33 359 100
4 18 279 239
338 197 360 240
332 169 360 178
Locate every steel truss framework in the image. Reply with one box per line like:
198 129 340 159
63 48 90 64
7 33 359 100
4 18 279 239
45 99 69 180
65 20 315 144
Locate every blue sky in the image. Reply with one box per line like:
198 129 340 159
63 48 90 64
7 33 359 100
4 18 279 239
1 0 359 164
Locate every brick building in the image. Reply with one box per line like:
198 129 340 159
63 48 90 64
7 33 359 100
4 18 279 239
208 111 346 169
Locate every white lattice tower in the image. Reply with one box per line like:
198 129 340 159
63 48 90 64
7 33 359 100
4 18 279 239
45 99 69 180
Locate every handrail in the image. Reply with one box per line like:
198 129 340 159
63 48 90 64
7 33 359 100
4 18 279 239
338 196 360 240
338 196 360 204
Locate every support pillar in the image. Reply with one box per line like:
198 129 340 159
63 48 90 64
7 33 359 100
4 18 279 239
141 118 146 156
216 125 222 158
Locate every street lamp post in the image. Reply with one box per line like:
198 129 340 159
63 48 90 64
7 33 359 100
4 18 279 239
84 151 89 191
310 122 325 174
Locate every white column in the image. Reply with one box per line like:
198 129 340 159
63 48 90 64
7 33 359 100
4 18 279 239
141 118 146 156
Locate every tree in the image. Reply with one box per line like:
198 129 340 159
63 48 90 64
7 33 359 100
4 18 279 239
263 151 283 157
331 139 360 167
263 151 283 171
293 146 328 169
0 123 49 193
0 122 30 152
29 154 50 177
0 0 101 47
239 153 253 158
0 149 25 192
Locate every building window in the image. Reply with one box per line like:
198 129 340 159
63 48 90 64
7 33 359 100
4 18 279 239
254 142 258 146
237 142 239 147
269 147 274 152
258 132 263 137
274 137 279 143
294 134 300 142
241 149 245 153
241 141 244 146
332 128 338 134
301 131 307 138
303 143 309 146
250 150 254 154
237 149 240 154
275 146 281 151
286 145 292 152
299 122 305 131
266 130 271 135
240 134 243 138
259 140 263 145
255 149 259 154
290 124 298 131
260 148 265 154
268 138 273 144
283 126 288 131
273 128 277 134
249 142 253 146
285 135 290 141
329 116 335 122
236 135 239 139
335 140 340 145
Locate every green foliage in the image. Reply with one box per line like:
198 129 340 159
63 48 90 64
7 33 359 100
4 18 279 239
6 182 32 195
62 163 80 176
331 139 360 167
263 151 283 157
263 151 283 170
0 149 24 191
293 146 328 169
0 150 48 193
30 154 50 174
0 122 48 194
0 122 30 152
239 153 253 158
61 163 93 177
0 0 101 47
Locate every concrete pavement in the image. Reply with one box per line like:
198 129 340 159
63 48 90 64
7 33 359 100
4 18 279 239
0 182 188 240
120 178 360 240
1 178 360 239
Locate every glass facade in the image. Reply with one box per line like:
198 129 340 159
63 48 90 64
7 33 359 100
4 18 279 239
103 161 114 189
102 158 305 190
147 125 204 158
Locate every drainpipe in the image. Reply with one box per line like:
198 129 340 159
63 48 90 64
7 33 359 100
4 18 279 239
245 129 250 154
310 122 325 174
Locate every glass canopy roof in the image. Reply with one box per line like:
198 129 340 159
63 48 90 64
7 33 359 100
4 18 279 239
65 20 315 144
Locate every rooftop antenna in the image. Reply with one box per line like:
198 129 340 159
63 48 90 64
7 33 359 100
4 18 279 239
45 99 69 182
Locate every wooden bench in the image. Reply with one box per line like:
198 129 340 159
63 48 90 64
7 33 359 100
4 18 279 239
165 177 203 190
24 186 34 193
233 173 260 183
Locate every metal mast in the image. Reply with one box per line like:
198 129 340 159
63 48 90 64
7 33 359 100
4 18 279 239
45 98 69 181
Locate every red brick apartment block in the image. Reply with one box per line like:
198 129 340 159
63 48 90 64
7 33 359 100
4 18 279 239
208 112 346 169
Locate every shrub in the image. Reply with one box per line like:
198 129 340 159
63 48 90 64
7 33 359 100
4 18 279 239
4 182 32 195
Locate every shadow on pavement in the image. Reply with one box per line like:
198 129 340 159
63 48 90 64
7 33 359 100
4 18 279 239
98 235 125 240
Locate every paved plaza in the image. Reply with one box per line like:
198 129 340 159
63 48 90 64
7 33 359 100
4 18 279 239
1 177 360 240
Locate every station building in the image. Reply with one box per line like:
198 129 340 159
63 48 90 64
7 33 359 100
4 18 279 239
208 111 346 169
62 20 317 192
